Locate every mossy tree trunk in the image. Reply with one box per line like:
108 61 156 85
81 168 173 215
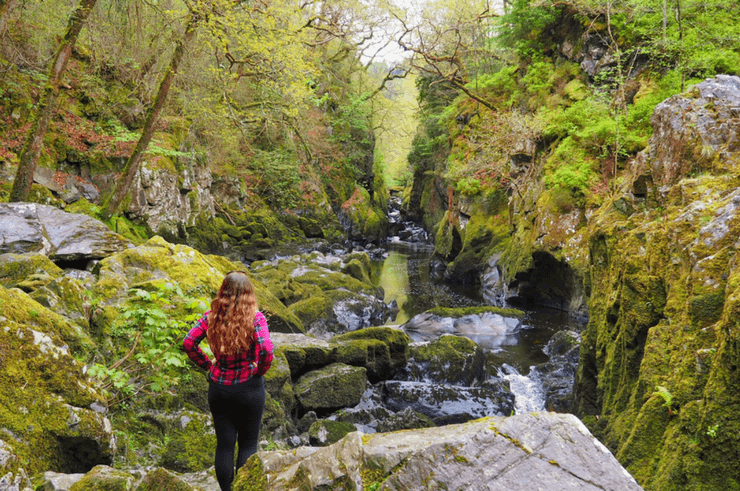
8 0 97 202
0 0 10 37
102 12 200 219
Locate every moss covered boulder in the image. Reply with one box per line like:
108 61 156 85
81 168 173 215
405 335 487 387
91 236 302 334
294 363 367 415
331 327 411 381
0 252 63 289
0 317 113 478
252 253 386 337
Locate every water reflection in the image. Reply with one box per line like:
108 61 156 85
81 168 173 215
371 245 585 372
371 244 482 325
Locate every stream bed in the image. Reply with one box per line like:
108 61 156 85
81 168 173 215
370 240 585 414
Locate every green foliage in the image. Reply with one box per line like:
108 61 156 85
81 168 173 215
456 177 482 196
87 282 208 407
544 137 596 192
495 0 563 60
653 385 678 416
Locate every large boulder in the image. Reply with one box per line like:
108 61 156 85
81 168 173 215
0 203 132 262
403 334 486 386
251 252 387 338
0 252 63 289
638 74 740 187
0 315 114 479
232 412 643 491
294 363 368 415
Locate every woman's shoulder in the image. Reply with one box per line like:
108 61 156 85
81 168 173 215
254 311 267 326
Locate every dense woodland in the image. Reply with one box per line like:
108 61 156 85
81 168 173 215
2 0 740 489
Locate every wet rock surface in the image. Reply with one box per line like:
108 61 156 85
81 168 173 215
0 203 132 262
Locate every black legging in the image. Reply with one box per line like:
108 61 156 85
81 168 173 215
208 376 266 491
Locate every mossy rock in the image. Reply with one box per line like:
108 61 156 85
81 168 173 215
298 217 324 239
159 412 215 473
294 363 367 413
289 264 377 296
91 235 302 333
275 341 336 378
341 258 371 284
407 335 487 387
332 327 411 371
30 275 92 329
288 295 333 327
339 186 389 244
0 322 110 477
445 213 505 283
134 468 193 491
308 420 357 447
0 287 90 352
263 352 295 419
261 391 295 435
232 456 270 491
333 338 391 383
434 213 463 262
0 253 63 289
69 466 134 491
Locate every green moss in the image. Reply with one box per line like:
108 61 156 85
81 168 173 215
341 258 371 283
308 419 357 446
332 327 411 369
334 339 391 382
0 253 63 289
69 466 133 491
232 456 269 491
688 292 724 328
289 295 333 326
0 322 104 476
160 415 215 473
134 468 193 491
0 288 90 352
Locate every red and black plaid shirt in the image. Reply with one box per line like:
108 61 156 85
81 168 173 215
183 311 274 385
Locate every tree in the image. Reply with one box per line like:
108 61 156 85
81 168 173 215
9 0 98 202
0 0 11 38
393 0 502 111
102 4 201 219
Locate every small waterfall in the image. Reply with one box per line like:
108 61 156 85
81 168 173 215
499 364 546 414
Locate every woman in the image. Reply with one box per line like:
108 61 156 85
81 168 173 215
183 271 273 491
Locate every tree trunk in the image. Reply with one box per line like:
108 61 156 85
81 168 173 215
102 13 199 219
8 0 97 202
0 0 11 38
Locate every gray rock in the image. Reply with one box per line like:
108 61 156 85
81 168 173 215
34 471 85 491
643 75 740 187
0 203 132 261
403 311 522 351
238 412 643 491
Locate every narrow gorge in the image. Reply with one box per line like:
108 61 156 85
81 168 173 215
1 0 739 490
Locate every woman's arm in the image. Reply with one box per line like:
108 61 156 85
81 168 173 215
182 313 213 370
254 311 273 376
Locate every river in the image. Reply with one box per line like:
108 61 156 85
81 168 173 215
370 240 584 414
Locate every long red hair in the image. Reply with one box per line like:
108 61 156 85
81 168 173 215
207 271 258 356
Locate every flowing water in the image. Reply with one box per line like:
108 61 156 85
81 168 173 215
370 240 584 413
